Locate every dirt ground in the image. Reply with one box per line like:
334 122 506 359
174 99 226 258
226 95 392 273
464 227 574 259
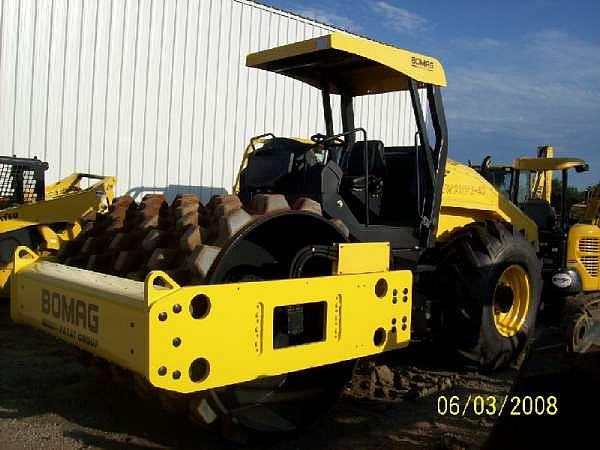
485 309 600 450
0 299 597 450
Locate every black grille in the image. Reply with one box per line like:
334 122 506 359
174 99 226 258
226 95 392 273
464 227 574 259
0 156 47 207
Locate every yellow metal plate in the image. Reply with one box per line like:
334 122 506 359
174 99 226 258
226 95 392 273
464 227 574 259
438 159 539 249
513 157 588 171
11 249 148 373
336 242 390 274
246 32 446 95
12 244 412 395
147 270 411 393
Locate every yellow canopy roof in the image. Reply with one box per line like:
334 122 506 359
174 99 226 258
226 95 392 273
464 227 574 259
514 157 589 172
246 32 446 96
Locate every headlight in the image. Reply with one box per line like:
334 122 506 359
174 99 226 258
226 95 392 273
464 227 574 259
551 272 573 289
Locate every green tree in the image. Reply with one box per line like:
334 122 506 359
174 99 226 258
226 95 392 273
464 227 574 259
551 178 585 214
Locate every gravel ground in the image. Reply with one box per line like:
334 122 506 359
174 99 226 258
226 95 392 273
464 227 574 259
485 308 600 450
1 299 595 450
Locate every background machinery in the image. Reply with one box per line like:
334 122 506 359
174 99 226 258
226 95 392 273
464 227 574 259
474 147 596 294
10 33 541 439
561 181 600 354
476 148 600 355
0 155 115 295
473 145 554 202
570 183 600 225
509 156 590 293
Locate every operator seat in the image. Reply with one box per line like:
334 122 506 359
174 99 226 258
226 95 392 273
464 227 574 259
340 140 386 222
343 141 386 191
521 198 557 231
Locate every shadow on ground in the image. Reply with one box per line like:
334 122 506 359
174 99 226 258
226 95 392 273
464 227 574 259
483 306 600 450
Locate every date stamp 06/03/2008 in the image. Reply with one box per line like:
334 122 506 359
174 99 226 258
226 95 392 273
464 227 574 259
436 395 558 417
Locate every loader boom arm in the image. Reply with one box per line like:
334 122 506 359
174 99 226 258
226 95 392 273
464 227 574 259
0 173 115 235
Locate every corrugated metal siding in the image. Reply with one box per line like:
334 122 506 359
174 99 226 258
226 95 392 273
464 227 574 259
0 0 419 201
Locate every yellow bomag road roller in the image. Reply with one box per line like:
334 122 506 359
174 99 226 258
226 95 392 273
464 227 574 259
0 155 114 295
11 33 541 439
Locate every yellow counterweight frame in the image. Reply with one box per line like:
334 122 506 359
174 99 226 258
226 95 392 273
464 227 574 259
11 243 412 394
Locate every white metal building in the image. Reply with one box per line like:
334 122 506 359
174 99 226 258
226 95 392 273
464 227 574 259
0 0 418 201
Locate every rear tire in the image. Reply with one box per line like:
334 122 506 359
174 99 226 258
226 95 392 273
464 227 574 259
562 293 600 353
437 221 542 370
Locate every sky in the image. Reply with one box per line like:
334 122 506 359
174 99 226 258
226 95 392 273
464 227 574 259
261 0 600 188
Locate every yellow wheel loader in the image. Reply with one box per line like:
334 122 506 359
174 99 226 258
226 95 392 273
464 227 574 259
10 33 541 439
475 149 599 354
473 147 598 293
509 157 591 291
0 155 115 295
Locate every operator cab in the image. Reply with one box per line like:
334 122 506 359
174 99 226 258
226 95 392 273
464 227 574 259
239 33 448 262
472 155 514 199
0 156 48 208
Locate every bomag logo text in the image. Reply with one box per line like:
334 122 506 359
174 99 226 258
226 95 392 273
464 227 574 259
0 212 18 221
411 56 435 71
41 289 99 333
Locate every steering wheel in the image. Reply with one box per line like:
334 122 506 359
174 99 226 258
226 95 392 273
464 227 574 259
310 133 326 144
310 133 345 146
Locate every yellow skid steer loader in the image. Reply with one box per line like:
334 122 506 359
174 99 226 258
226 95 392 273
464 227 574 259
0 155 115 294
